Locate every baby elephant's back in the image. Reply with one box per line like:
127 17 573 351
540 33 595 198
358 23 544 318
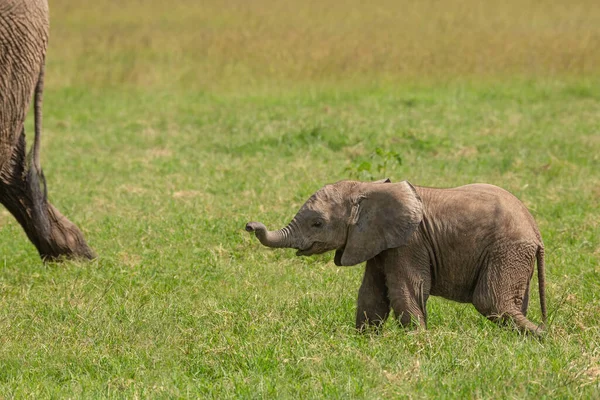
416 183 542 247
447 183 541 244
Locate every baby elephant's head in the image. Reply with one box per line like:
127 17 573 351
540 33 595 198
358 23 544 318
246 179 423 266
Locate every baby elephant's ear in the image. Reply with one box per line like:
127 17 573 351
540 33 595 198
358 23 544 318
339 181 423 266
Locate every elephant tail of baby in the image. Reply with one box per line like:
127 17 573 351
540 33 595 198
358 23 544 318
536 245 547 326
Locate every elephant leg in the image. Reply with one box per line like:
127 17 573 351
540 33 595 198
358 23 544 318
356 259 390 332
0 134 95 261
381 247 430 329
387 279 429 329
472 244 543 336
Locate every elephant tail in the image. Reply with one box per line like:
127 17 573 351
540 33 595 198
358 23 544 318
32 62 47 198
26 61 50 240
536 245 547 326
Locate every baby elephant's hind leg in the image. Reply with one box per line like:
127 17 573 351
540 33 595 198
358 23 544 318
473 244 543 336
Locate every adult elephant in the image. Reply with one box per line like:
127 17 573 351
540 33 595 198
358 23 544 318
0 0 94 260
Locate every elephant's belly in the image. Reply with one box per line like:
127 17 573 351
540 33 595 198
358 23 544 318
430 285 474 303
428 256 481 303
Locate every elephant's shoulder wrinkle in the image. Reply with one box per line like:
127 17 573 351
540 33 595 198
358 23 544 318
415 217 441 283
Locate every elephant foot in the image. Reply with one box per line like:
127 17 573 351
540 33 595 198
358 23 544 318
35 204 95 261
0 134 94 261
488 311 546 338
0 180 95 261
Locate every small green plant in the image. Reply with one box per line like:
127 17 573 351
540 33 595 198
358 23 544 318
345 147 403 180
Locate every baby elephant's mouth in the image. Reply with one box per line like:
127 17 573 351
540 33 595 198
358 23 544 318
334 248 345 266
296 242 327 256
296 245 314 256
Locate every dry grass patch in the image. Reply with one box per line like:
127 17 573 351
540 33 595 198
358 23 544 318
48 0 600 91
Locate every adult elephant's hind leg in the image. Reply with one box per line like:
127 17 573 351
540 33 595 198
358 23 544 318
0 135 95 261
473 244 543 336
0 0 93 262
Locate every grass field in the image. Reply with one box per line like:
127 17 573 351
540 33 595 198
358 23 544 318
0 0 599 398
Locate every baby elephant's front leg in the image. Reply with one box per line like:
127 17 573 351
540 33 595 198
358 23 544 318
356 260 390 332
387 278 428 329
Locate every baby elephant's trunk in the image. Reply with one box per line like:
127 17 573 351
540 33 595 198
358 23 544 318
245 221 294 249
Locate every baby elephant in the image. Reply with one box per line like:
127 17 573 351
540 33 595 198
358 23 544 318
246 179 547 336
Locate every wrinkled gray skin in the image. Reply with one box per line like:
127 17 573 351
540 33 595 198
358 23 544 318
0 0 94 260
247 179 547 336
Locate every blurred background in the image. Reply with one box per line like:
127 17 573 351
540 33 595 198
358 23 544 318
47 0 600 92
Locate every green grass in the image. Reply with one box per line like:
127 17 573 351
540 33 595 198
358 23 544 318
1 82 597 398
1 0 600 398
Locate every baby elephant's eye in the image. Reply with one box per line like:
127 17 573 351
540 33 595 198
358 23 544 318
312 220 323 228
